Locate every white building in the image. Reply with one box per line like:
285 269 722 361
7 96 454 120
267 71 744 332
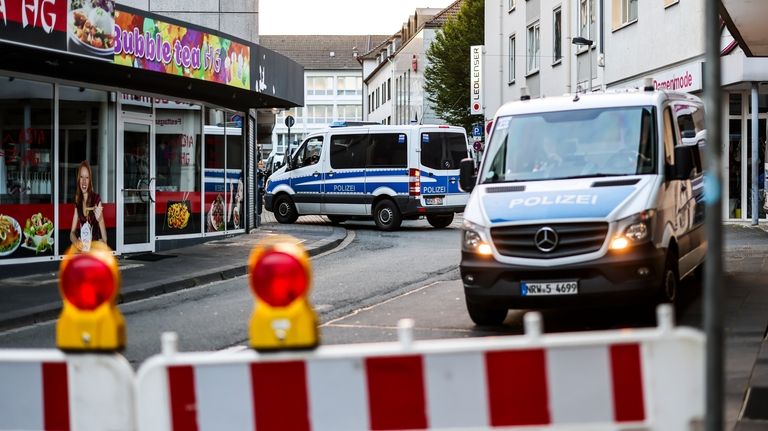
360 1 463 125
260 35 387 155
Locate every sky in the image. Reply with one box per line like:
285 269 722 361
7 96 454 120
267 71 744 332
259 0 457 35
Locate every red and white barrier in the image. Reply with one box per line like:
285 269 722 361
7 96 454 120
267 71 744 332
135 307 704 431
0 350 135 431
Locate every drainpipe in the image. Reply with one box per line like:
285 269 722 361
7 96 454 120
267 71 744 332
752 82 759 225
566 2 572 93
499 0 504 114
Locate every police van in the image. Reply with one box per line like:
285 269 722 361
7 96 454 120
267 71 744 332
265 124 470 230
458 89 706 325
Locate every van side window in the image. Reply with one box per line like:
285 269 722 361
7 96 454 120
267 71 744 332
330 134 368 169
367 133 407 168
421 132 468 170
294 136 323 168
663 107 677 166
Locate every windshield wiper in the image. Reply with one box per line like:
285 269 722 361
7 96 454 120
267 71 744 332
554 173 636 180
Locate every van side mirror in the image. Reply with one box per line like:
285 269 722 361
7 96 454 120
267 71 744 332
459 158 477 192
673 145 695 180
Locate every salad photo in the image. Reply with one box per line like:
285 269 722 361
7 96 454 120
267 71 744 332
0 214 22 257
23 213 54 254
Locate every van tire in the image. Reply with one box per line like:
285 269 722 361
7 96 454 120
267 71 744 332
373 200 402 231
466 301 508 326
659 251 679 304
274 195 298 224
327 215 347 225
427 214 454 228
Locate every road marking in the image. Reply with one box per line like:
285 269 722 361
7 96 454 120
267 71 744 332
312 230 355 259
323 323 474 333
321 281 440 327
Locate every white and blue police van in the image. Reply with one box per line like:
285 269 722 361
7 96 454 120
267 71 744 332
265 124 470 230
458 89 706 325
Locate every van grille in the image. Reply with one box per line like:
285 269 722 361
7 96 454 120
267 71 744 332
490 222 609 259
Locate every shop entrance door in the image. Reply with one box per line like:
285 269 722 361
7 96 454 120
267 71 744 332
119 116 155 253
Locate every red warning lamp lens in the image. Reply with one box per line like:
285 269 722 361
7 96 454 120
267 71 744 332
61 255 115 310
251 251 308 307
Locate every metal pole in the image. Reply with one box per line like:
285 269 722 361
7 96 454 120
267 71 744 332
704 0 724 429
752 82 759 225
588 47 593 92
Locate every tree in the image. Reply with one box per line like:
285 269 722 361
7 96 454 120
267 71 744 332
424 0 484 132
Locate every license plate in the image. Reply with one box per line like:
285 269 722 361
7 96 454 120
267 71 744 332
425 196 444 205
521 281 578 296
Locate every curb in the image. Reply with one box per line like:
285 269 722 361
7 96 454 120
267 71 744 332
0 227 347 332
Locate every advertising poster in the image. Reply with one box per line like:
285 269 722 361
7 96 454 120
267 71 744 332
0 0 115 60
0 205 55 259
113 9 250 89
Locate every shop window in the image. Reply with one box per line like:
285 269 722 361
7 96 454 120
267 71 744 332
0 77 54 261
729 93 742 116
728 118 742 218
155 101 202 236
58 86 116 253
204 108 244 233
746 119 766 219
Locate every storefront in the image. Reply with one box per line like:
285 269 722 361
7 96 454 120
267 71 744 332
0 1 303 264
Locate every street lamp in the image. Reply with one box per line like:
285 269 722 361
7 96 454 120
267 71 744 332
572 36 594 92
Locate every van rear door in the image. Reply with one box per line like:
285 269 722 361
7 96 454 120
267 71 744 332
419 129 469 207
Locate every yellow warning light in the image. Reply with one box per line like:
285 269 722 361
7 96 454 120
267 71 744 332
56 242 125 351
247 235 318 351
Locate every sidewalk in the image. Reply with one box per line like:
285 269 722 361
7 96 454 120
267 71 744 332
0 212 344 331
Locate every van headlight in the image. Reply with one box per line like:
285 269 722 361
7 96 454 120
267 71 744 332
462 220 493 255
609 210 655 250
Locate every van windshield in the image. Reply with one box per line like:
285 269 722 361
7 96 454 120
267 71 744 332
481 106 657 183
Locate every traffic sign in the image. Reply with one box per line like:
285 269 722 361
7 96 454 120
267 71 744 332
472 125 482 137
285 115 295 128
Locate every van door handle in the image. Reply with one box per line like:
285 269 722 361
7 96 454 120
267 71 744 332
313 172 320 177
449 178 457 184
327 171 334 177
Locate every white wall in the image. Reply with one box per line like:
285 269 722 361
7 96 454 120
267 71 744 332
484 0 572 122
603 1 704 87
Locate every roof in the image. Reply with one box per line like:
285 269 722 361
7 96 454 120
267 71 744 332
357 0 463 62
259 35 389 70
494 91 703 117
425 0 463 28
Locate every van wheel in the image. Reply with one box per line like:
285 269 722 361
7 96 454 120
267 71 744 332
466 301 508 326
373 200 402 231
427 214 454 228
274 195 298 224
327 215 347 225
659 251 679 304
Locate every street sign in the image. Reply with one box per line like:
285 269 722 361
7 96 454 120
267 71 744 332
285 115 295 128
472 125 482 137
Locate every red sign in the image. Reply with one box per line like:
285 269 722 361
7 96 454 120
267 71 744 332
0 0 67 50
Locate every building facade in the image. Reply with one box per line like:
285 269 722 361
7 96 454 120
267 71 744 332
360 2 462 126
0 0 302 265
260 35 387 156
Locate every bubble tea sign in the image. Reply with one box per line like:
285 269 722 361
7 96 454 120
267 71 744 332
113 9 250 90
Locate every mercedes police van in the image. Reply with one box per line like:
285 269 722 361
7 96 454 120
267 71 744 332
265 124 470 230
458 89 706 325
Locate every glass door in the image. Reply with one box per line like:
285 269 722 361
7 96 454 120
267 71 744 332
120 117 155 253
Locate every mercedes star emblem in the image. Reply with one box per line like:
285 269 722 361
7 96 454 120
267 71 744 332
534 227 559 252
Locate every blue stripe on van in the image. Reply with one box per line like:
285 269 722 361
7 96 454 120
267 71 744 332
482 186 636 223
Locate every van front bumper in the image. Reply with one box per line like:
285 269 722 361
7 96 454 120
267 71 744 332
264 194 275 212
460 243 666 309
